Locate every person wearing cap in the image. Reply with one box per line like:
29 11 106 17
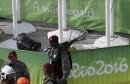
43 63 56 84
47 35 72 84
2 51 30 82
0 65 16 84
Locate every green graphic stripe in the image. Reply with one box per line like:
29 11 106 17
0 45 130 84
0 0 130 34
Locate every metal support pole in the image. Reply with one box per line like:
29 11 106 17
110 0 114 37
58 0 63 43
12 0 18 39
62 0 67 30
105 0 110 47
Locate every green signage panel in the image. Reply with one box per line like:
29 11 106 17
1 0 130 34
0 45 130 84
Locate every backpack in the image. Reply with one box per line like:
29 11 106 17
59 44 72 70
17 35 41 51
66 49 72 70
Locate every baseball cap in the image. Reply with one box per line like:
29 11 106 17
43 63 54 70
8 51 17 58
49 35 59 43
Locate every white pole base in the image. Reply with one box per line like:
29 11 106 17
0 38 17 49
93 35 129 48
71 44 93 50
47 29 81 42
2 22 37 35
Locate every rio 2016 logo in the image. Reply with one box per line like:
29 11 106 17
69 58 128 78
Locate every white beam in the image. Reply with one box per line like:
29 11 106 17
12 0 18 38
62 0 67 30
58 0 63 43
110 0 114 37
105 0 110 47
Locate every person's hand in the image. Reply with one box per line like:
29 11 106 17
56 78 67 84
61 78 67 84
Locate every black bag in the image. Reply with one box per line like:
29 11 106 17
17 35 41 51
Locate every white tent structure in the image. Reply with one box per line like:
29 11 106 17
48 0 129 49
47 0 81 43
0 0 129 50
93 0 129 48
2 0 36 39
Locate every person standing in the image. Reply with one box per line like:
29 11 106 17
2 51 30 81
47 35 72 84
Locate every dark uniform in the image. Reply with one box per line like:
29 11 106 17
43 75 64 84
0 79 15 84
43 75 57 84
48 44 72 79
2 60 30 81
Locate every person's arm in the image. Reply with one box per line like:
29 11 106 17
22 63 30 81
61 48 71 80
47 81 55 84
1 60 10 68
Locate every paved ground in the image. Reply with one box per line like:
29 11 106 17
0 18 55 49
0 18 130 51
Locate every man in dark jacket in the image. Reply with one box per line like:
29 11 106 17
2 51 30 81
47 35 72 84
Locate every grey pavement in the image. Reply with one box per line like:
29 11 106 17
0 18 130 51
